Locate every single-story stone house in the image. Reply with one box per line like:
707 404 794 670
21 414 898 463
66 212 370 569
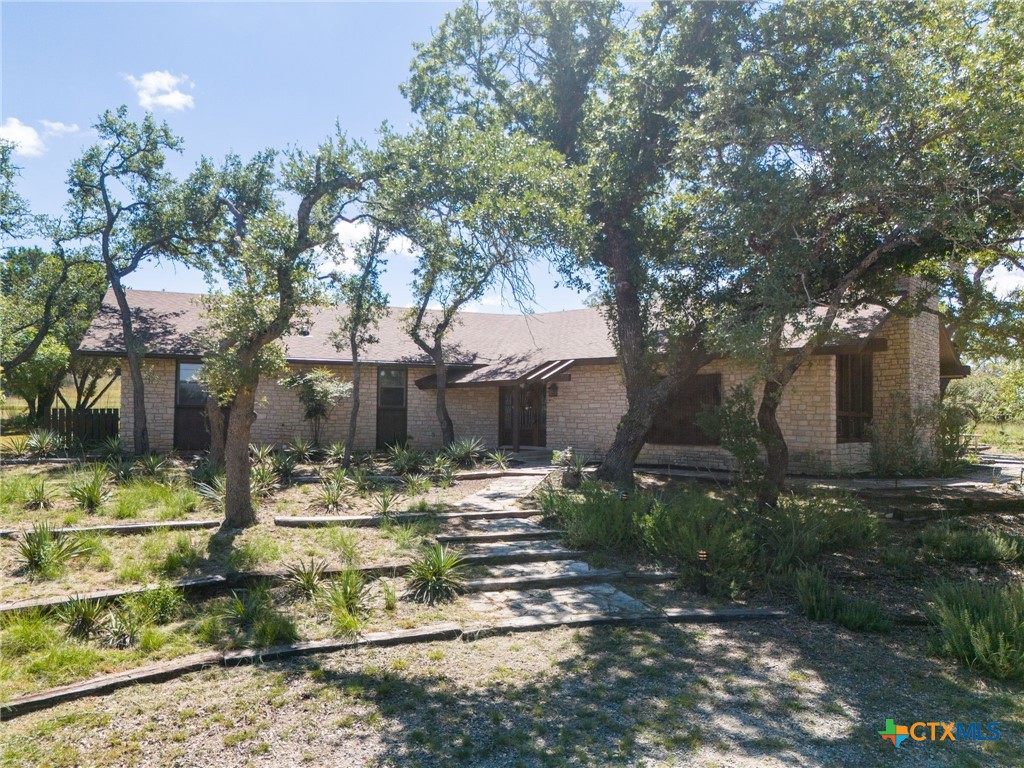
77 284 968 474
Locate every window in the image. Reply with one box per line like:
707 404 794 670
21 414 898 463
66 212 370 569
176 363 207 407
378 368 406 409
836 353 873 442
647 374 722 446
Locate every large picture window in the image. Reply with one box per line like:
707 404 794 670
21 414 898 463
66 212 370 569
836 353 873 442
647 374 722 446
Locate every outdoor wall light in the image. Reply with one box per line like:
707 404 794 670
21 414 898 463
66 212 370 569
548 383 558 397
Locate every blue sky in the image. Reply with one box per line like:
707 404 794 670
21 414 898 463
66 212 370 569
1 1 590 312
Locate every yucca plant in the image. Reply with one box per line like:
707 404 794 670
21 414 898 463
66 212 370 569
285 558 328 599
68 466 110 512
17 523 93 579
442 437 484 468
133 453 168 478
195 474 227 510
249 443 275 464
388 444 425 475
25 429 64 458
220 584 273 630
430 455 457 488
250 462 279 498
103 601 149 648
405 543 466 605
485 450 512 470
271 450 298 484
318 479 347 511
325 442 347 464
56 596 107 640
105 457 135 485
321 571 368 634
22 479 55 510
382 580 398 611
99 436 125 459
404 473 432 496
348 467 375 495
5 434 30 458
285 437 316 463
374 487 400 518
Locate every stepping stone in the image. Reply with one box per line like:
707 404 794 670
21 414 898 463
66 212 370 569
482 559 594 578
461 540 574 557
437 529 561 544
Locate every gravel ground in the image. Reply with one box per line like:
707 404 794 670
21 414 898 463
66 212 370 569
3 615 1021 767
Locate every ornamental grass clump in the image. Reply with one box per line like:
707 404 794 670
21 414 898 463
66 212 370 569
17 523 93 579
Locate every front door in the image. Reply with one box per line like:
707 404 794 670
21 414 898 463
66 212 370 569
376 367 408 449
174 362 211 452
499 384 547 448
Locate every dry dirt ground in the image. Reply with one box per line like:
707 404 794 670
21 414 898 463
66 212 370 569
2 614 1022 768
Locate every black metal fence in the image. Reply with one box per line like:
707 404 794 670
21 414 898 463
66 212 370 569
46 408 120 444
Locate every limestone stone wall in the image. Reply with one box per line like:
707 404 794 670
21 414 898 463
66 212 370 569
120 358 177 454
119 359 498 454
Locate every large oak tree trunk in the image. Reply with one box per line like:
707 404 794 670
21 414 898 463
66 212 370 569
223 386 257 528
756 378 789 510
343 342 361 469
109 277 148 455
206 398 226 468
433 351 455 446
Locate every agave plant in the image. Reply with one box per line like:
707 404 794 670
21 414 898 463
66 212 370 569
105 457 135 485
285 437 316 464
133 453 168 478
271 450 298 484
4 434 30 458
318 479 347 511
56 596 107 640
325 442 347 464
249 443 275 464
348 467 375 495
485 450 512 470
374 487 401 518
103 601 149 649
68 465 111 512
195 474 227 509
430 455 457 488
405 543 466 605
99 436 126 459
404 473 432 496
442 437 484 468
22 479 55 510
250 462 280 498
388 444 425 475
25 429 64 458
16 523 93 579
285 558 328 599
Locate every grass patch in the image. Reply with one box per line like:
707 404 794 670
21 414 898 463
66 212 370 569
920 523 1022 564
227 535 282 571
794 568 891 633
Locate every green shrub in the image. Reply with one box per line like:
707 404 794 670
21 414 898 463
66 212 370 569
25 429 64 458
443 437 484 468
389 444 425 475
128 584 185 624
374 487 400 518
22 479 55 510
134 453 169 478
928 581 1024 680
55 596 107 640
835 599 892 633
68 466 110 512
103 602 151 648
403 473 432 496
406 544 466 605
920 524 1021 564
759 494 876 573
105 458 136 485
252 612 299 648
16 523 93 579
325 442 347 465
285 558 328 599
382 581 398 611
317 479 347 511
271 450 298 484
220 585 273 631
99 436 125 459
322 571 367 617
430 456 457 488
545 482 645 552
794 568 839 622
250 463 280 498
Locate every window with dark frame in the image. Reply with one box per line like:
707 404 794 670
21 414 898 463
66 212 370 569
836 352 873 442
647 373 722 446
377 368 406 409
176 363 207 407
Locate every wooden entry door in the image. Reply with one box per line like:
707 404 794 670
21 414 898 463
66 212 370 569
174 362 211 452
499 384 547 448
376 367 408 449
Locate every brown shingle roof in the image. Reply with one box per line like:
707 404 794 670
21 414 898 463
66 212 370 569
77 289 900 385
77 290 618 380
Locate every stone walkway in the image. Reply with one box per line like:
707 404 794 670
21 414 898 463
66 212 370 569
444 472 661 624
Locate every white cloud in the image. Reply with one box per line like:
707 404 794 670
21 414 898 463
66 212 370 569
988 264 1024 298
0 118 45 157
40 120 80 137
329 220 418 275
125 71 195 111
